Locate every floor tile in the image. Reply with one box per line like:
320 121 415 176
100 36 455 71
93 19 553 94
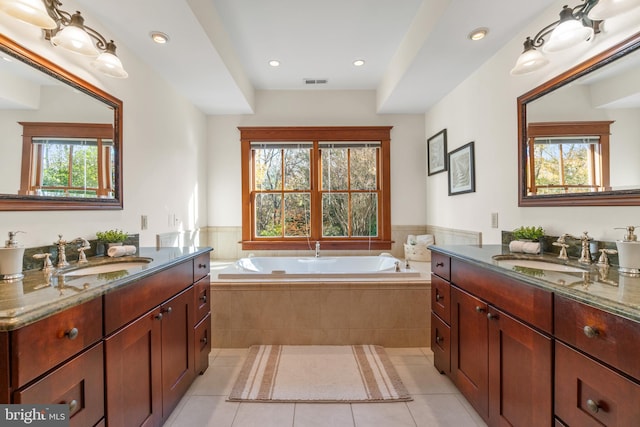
455 394 488 426
169 396 239 427
351 402 416 427
232 402 295 427
394 364 459 395
407 394 480 427
293 403 354 427
188 365 242 396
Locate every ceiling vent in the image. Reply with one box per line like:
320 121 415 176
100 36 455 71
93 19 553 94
304 78 328 85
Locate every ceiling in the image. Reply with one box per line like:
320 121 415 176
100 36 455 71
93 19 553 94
73 0 558 115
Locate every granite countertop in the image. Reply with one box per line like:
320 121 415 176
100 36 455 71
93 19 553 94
430 244 640 323
0 246 212 331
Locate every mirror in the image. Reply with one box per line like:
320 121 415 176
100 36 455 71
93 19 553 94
518 31 640 206
0 34 122 210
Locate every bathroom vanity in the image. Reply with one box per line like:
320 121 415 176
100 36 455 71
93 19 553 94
430 245 640 427
0 246 211 427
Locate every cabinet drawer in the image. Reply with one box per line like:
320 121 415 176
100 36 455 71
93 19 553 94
555 341 640 427
431 274 450 323
431 253 450 281
194 276 210 324
194 313 211 375
431 312 450 375
104 259 193 335
11 298 103 388
14 342 104 427
194 252 210 282
555 294 640 380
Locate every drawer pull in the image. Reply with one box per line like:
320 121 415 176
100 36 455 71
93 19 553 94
583 325 599 338
199 263 208 269
586 399 600 414
154 312 163 321
68 399 79 413
200 295 208 303
201 337 208 345
475 306 485 313
435 293 442 302
435 335 443 344
436 262 444 267
487 312 498 320
162 306 173 314
64 328 79 340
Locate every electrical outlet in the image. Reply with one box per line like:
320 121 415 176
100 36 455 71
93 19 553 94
141 215 148 230
491 212 499 228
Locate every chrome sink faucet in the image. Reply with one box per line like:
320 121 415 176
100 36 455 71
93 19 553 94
554 232 593 264
55 234 69 268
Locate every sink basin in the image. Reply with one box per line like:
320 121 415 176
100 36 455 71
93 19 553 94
495 259 585 273
64 260 151 276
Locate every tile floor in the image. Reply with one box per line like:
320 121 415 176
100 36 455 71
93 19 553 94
163 347 487 427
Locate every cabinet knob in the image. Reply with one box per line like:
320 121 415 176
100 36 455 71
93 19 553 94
435 335 443 344
162 306 173 314
435 293 442 302
64 327 79 340
200 295 208 303
586 399 600 414
487 312 498 320
199 263 207 269
154 312 163 321
475 306 485 313
436 262 444 267
583 325 599 338
68 399 79 413
201 337 208 345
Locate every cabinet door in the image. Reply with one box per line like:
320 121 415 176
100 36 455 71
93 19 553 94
194 313 211 375
488 306 552 427
161 288 195 422
431 312 450 375
105 309 162 427
451 286 488 420
194 276 210 324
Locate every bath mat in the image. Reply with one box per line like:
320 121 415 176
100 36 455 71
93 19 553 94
228 344 412 403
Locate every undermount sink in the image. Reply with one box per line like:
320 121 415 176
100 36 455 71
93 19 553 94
63 259 152 276
493 257 586 273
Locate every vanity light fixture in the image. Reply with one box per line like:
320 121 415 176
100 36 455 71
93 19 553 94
510 0 640 75
0 0 128 78
353 59 365 66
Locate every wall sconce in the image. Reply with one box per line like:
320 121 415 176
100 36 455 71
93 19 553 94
510 0 640 75
0 0 128 78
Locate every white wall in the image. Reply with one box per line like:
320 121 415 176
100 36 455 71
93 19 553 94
425 1 640 244
207 90 426 228
0 2 208 247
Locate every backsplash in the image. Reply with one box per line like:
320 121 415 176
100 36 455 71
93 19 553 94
23 234 140 272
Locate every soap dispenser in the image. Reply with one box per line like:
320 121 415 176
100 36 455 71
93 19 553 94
615 226 640 275
0 231 26 281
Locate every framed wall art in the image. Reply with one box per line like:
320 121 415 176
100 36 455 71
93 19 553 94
427 129 447 175
448 141 475 195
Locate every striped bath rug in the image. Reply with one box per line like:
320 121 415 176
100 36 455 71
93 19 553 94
228 345 411 403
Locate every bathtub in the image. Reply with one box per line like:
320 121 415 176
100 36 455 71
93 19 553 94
216 255 420 279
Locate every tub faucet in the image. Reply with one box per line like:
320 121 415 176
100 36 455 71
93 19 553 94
315 241 320 258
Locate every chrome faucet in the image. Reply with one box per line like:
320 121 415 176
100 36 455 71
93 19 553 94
554 232 593 264
55 234 69 268
73 238 91 263
315 241 320 258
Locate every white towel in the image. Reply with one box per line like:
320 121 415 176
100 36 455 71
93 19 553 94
522 242 541 254
107 245 137 257
509 241 525 252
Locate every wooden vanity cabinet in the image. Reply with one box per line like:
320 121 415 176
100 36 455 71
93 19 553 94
439 255 553 427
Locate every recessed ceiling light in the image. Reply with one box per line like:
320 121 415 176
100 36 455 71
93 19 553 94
269 59 280 67
150 31 170 44
468 27 489 41
353 59 365 67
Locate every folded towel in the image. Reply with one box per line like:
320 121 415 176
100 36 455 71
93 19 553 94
509 241 540 254
509 241 525 252
107 245 137 258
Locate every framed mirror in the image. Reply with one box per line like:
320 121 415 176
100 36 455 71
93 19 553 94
518 31 640 206
0 34 123 210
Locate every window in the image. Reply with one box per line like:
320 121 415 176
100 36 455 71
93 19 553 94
526 121 613 195
19 122 115 198
240 127 392 250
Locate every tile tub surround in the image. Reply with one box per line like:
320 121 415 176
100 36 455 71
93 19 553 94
211 273 431 348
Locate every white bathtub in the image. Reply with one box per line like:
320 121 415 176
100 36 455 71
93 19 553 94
217 255 421 279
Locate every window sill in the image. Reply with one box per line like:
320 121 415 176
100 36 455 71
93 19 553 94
241 240 393 251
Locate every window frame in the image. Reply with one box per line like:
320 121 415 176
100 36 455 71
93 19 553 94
240 126 392 251
526 121 613 195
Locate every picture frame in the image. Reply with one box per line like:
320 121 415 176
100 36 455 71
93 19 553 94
448 141 475 196
427 129 447 175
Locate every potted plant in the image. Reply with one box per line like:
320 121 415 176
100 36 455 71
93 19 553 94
510 226 545 254
96 229 129 248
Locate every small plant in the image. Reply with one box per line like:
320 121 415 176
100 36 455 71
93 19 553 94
96 229 129 243
512 226 545 241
